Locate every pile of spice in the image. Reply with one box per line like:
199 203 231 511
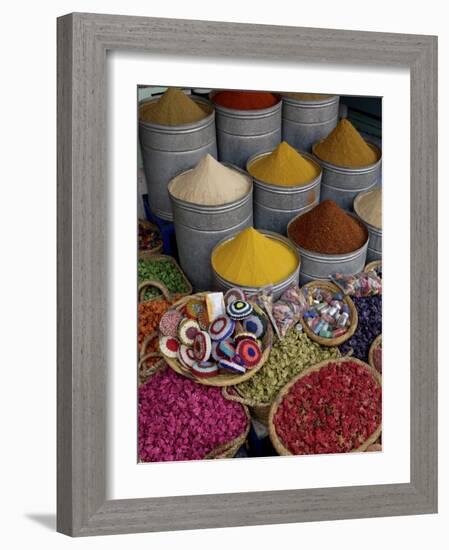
139 88 209 126
138 219 162 253
283 92 331 101
169 154 251 206
213 91 279 110
313 118 379 168
138 299 171 352
354 187 382 229
288 199 368 254
138 257 190 301
138 366 248 462
339 295 382 362
234 330 340 405
248 141 319 186
212 227 298 287
273 360 381 454
158 291 269 379
303 286 351 339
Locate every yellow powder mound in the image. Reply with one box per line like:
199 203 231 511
248 141 319 186
314 119 379 168
139 88 208 126
212 227 298 287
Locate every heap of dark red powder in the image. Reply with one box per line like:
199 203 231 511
213 91 279 111
288 199 368 254
273 360 381 455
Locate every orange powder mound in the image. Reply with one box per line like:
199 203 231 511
313 119 379 168
248 141 319 186
139 88 208 126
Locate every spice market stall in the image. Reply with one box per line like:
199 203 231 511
136 85 383 461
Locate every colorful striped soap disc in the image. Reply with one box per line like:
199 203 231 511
234 331 258 344
192 361 219 378
159 336 180 358
177 344 196 369
208 315 235 341
211 341 228 362
242 314 266 339
198 308 210 330
159 309 182 337
236 338 262 368
178 318 200 346
218 338 236 359
193 330 212 362
224 287 246 306
184 299 205 319
226 300 253 320
218 359 246 375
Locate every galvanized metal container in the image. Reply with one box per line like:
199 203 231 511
168 166 253 291
360 219 382 262
213 96 282 169
139 96 217 221
246 149 322 235
287 214 369 284
282 95 339 152
353 190 382 262
211 230 300 300
312 142 382 211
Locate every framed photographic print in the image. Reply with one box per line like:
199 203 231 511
57 13 437 536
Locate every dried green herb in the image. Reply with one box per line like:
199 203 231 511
235 330 340 404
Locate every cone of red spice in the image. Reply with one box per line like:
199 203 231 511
213 91 279 111
288 199 368 254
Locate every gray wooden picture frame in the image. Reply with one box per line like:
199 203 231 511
57 12 438 537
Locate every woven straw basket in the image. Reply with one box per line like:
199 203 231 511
368 334 382 372
138 219 163 259
161 292 273 387
300 280 358 347
364 259 382 274
222 386 272 426
138 359 250 460
268 357 382 456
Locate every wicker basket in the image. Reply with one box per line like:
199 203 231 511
161 292 273 387
368 334 382 373
300 280 358 347
364 260 382 274
138 360 251 460
138 219 163 259
138 279 173 303
138 331 164 385
138 254 193 301
268 357 382 456
222 386 271 426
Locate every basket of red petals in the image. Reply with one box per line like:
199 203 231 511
269 358 382 455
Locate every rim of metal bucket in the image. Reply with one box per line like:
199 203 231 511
211 229 300 289
167 163 253 215
246 149 322 194
311 141 382 173
286 212 369 261
210 91 283 119
280 94 339 107
138 95 215 133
